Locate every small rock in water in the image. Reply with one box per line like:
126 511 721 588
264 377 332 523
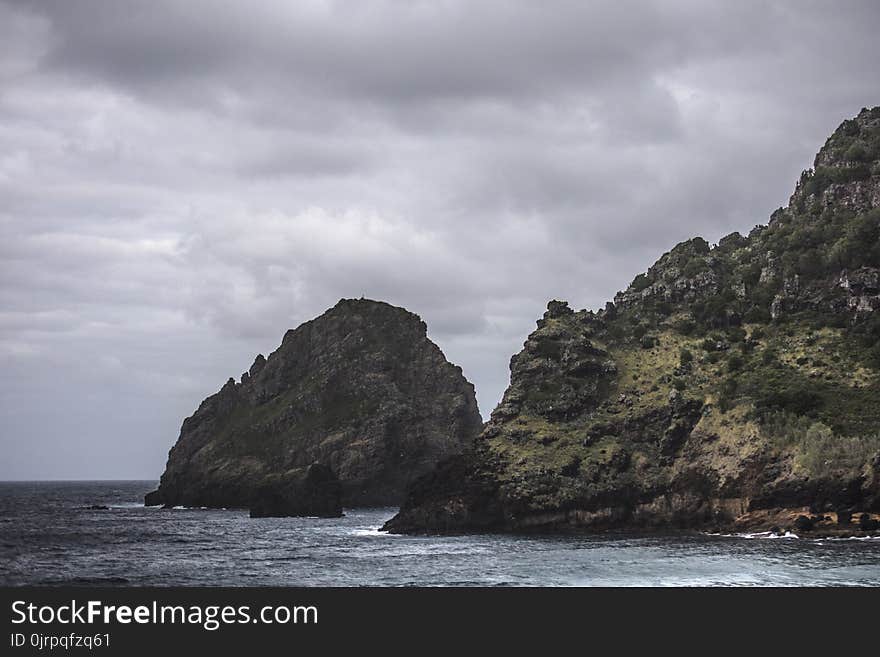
248 463 343 518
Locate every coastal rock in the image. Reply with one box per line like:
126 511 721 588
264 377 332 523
248 464 342 518
385 107 880 536
146 299 482 511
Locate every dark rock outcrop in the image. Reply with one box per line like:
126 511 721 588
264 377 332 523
860 513 880 531
249 464 342 518
386 107 880 536
793 515 815 532
146 299 482 512
381 452 504 534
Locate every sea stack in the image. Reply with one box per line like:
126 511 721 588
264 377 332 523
145 298 483 514
385 107 880 536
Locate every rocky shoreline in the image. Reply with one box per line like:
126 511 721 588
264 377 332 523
383 502 880 539
723 508 880 539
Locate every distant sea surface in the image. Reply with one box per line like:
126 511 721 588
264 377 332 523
2 481 879 586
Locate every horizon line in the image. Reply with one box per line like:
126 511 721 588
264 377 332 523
0 478 158 483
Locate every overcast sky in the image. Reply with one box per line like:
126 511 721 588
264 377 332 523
1 1 878 479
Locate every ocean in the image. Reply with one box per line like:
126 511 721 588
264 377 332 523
2 481 879 586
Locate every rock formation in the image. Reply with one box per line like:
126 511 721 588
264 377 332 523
248 464 342 518
385 106 880 536
145 299 482 513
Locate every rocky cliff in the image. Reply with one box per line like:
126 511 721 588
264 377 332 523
145 299 483 512
385 107 880 536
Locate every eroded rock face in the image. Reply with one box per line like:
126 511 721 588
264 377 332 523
145 299 483 511
838 267 880 313
385 107 880 536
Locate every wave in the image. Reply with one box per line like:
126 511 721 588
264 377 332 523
350 528 397 537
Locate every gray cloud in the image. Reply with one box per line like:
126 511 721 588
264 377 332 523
1 0 878 478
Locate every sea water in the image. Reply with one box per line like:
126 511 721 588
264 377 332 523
2 481 878 586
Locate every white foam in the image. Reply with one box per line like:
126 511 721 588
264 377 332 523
351 527 395 537
706 531 800 540
709 530 880 541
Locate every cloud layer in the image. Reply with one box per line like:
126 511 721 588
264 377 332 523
1 0 878 478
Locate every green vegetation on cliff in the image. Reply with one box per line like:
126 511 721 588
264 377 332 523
385 107 880 536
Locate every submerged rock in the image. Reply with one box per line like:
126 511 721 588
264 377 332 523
146 298 482 512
